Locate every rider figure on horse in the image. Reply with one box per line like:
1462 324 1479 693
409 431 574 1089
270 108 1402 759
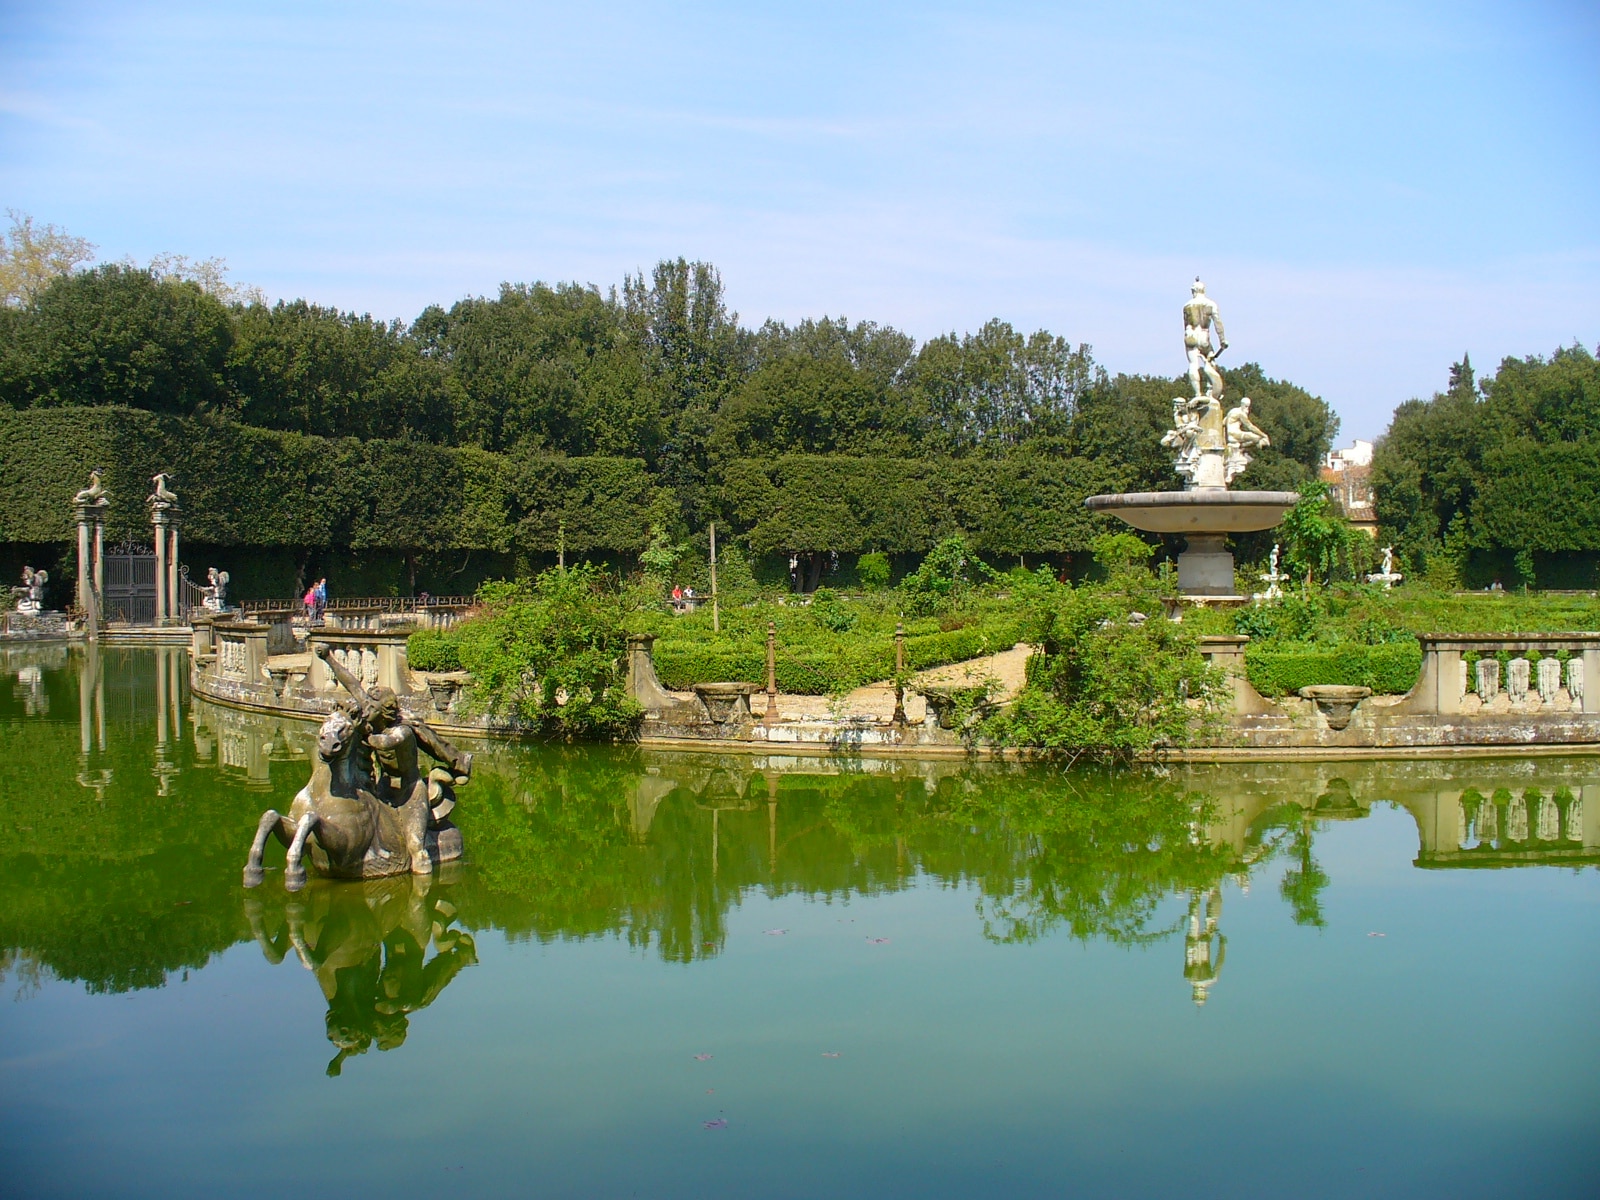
312 642 473 818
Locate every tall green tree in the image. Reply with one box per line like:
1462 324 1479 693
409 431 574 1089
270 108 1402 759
0 265 233 415
226 300 451 441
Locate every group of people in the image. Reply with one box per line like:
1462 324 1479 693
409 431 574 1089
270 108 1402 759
670 584 698 612
302 577 328 622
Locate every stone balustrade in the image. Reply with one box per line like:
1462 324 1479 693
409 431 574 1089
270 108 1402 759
1396 634 1597 717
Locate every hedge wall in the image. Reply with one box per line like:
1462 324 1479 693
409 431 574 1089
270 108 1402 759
719 453 1131 556
1244 641 1423 697
0 407 663 554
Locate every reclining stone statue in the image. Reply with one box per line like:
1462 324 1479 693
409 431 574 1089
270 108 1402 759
242 643 472 890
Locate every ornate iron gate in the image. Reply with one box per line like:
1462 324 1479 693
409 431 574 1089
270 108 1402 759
102 549 157 626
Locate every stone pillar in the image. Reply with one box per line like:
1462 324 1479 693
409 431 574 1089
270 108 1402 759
77 516 93 615
74 504 103 637
153 511 168 624
93 520 104 603
1581 648 1599 715
167 526 180 624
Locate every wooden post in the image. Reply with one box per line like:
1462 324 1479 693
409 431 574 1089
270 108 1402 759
764 619 778 724
558 522 565 571
893 621 907 725
709 522 720 633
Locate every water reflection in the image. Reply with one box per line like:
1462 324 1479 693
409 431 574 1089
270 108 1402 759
244 875 476 1076
1 648 1597 1063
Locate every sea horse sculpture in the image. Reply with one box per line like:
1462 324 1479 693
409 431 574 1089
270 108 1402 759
243 704 436 890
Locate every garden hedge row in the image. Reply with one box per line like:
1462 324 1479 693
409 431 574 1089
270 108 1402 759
720 454 1130 556
0 407 665 553
650 617 1027 695
1244 641 1423 697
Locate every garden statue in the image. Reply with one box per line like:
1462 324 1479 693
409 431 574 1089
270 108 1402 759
201 567 230 613
1223 396 1271 483
11 567 48 616
1366 545 1403 589
1254 544 1287 602
147 472 178 512
1087 284 1302 595
242 645 472 889
1183 278 1227 400
73 469 110 509
1163 281 1270 487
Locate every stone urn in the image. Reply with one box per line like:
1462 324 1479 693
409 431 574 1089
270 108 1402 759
692 681 759 726
1298 685 1372 731
265 665 293 697
424 671 471 717
916 683 996 731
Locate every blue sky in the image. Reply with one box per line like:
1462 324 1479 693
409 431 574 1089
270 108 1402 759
2 0 1596 440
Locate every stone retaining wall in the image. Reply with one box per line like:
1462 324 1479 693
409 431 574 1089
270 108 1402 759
189 620 1600 757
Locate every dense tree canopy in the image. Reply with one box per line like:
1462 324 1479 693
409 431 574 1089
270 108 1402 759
1371 346 1600 586
0 249 1346 588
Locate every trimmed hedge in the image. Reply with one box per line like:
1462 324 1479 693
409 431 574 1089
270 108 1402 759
406 629 463 672
652 616 1026 695
1244 641 1423 697
719 453 1131 556
0 406 664 552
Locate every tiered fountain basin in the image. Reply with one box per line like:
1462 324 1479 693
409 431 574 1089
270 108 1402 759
1086 489 1299 597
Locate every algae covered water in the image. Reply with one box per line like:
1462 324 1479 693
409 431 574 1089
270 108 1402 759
1 646 1597 1198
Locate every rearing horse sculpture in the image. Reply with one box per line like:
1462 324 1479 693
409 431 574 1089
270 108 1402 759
242 704 433 890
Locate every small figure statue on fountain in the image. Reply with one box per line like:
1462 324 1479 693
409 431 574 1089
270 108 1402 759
1254 543 1288 603
1366 545 1404 589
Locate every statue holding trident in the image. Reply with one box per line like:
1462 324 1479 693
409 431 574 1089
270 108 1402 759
1164 280 1270 488
1184 278 1227 400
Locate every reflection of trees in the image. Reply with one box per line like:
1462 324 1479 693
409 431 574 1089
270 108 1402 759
245 876 476 1076
450 750 1245 957
1278 812 1330 928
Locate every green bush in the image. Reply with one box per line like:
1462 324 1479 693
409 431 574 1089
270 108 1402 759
856 551 891 590
987 571 1223 762
1244 641 1422 696
449 568 641 740
406 629 463 672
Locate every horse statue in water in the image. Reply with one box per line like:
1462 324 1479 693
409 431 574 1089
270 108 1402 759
243 704 437 891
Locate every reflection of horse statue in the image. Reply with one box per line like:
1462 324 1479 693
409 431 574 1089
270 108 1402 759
242 704 435 890
243 875 477 1076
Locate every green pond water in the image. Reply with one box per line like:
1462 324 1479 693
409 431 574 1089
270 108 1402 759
1 646 1598 1198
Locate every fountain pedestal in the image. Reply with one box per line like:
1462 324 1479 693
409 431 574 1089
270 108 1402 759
1085 489 1300 599
1177 533 1235 596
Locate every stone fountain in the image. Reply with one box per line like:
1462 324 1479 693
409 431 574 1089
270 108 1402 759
1086 280 1298 597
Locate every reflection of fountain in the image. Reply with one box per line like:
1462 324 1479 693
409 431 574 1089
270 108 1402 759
1087 281 1297 597
1183 886 1226 1007
244 874 476 1076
